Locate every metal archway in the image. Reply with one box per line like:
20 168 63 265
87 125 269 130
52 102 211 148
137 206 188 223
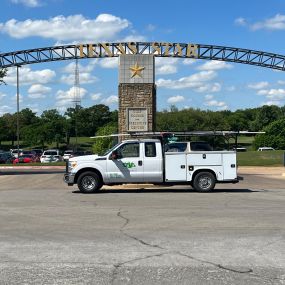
0 42 285 71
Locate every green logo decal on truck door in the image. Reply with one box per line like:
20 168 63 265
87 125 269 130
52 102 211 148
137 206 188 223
123 162 136 168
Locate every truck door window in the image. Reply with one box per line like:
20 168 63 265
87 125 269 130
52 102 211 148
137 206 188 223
117 143 139 158
145 142 156 157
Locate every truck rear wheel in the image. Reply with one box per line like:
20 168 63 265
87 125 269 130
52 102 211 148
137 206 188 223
77 171 103 193
193 172 215 192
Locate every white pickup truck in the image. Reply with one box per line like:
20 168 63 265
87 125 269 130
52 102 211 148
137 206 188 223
64 139 239 193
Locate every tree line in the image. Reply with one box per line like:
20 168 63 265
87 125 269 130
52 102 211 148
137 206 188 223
0 103 284 150
0 105 118 149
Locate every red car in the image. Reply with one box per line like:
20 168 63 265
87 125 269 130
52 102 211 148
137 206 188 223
13 154 39 164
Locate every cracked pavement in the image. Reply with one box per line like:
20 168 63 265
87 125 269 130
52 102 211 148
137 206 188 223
0 169 284 284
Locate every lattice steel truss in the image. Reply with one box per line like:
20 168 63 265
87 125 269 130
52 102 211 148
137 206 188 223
1 42 285 71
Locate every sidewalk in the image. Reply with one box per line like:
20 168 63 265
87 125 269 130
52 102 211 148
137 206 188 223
238 166 285 179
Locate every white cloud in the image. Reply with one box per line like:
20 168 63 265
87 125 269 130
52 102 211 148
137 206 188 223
0 105 13 115
204 95 228 110
121 34 146 42
99 58 118 69
62 61 96 74
257 88 285 100
146 24 156 31
91 93 102 101
0 92 7 100
262 100 282 106
226 86 236 92
156 65 177 75
155 58 178 75
239 14 285 31
60 73 98 85
5 67 55 86
248 81 269 90
0 14 131 42
235 17 247 26
167 95 185 104
195 83 221 93
156 71 218 91
278 80 285 85
10 0 41 7
101 95 118 106
24 103 39 113
155 58 178 66
182 58 197 65
197 61 233 71
251 14 285 31
56 86 87 107
28 84 51 99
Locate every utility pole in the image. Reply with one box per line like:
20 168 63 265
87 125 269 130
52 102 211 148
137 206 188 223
16 65 20 158
73 58 81 151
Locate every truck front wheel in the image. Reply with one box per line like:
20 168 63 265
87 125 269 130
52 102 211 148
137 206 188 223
77 171 103 193
193 172 215 192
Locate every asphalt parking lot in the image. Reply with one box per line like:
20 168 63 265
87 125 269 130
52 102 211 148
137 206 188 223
0 167 284 284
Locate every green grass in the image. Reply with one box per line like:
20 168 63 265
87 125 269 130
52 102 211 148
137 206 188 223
237 150 285 166
236 136 255 144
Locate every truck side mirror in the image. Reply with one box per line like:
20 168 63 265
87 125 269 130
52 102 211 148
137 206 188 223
111 151 118 160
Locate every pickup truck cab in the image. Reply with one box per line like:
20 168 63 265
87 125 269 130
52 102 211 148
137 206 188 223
64 139 239 193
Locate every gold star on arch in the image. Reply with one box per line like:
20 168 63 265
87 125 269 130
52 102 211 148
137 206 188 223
130 62 145 78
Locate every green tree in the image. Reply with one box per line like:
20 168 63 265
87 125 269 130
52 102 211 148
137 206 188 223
253 118 285 150
1 113 17 146
92 123 118 155
0 68 7 85
251 105 282 131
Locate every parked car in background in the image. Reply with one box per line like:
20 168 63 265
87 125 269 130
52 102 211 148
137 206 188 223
0 152 16 164
31 149 43 158
40 149 62 163
233 147 247 152
20 150 36 156
63 150 74 161
258 147 275 151
10 149 23 158
63 150 93 160
13 154 39 164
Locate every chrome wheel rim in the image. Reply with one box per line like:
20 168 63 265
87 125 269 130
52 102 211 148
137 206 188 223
82 176 96 190
198 175 212 190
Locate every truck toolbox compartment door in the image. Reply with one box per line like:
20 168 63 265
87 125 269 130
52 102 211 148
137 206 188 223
187 152 222 166
165 153 187 181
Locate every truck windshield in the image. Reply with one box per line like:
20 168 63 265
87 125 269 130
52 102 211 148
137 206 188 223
103 143 120 156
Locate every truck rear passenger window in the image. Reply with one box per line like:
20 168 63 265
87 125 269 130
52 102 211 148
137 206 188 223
145 142 156 157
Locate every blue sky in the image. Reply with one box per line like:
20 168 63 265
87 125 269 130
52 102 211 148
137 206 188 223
1 0 285 115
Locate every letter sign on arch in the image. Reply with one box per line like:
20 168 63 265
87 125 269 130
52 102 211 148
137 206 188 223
0 42 285 71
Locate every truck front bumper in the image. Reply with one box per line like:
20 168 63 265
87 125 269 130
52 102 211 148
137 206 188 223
63 173 75 186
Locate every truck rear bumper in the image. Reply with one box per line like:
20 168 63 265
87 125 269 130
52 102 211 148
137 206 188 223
63 173 75 186
218 176 242 184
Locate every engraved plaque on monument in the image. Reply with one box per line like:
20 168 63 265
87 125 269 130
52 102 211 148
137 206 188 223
127 108 148 132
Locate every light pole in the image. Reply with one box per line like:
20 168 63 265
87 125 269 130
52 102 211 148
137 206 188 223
16 65 20 158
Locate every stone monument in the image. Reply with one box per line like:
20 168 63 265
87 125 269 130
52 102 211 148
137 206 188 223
118 55 156 135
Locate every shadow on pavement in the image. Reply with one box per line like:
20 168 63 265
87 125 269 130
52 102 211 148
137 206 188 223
72 188 258 194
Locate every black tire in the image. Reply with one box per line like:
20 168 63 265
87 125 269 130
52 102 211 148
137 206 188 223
77 171 103 193
193 172 216 192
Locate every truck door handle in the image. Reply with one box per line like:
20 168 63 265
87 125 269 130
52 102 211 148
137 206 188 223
138 160 143 166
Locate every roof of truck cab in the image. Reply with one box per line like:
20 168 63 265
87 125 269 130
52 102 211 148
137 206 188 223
122 139 161 143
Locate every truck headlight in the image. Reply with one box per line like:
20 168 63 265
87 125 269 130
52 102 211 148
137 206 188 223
68 161 77 170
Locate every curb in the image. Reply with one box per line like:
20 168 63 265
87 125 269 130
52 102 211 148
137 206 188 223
0 166 65 170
